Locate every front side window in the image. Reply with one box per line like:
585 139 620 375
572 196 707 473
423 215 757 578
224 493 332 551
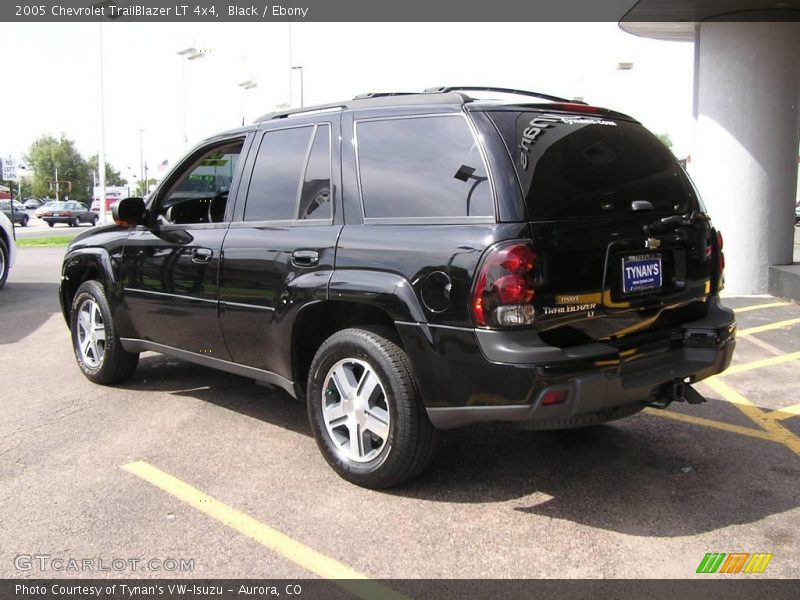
356 115 493 219
157 140 243 225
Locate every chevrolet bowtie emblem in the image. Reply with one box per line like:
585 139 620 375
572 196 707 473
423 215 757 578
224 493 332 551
645 237 661 250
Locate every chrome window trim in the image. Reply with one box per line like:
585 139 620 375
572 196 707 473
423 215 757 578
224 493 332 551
123 288 217 304
221 300 276 312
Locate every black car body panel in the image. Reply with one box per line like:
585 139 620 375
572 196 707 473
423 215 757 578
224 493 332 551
60 89 736 431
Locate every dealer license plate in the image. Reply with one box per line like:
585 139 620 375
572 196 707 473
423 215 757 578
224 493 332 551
622 254 662 294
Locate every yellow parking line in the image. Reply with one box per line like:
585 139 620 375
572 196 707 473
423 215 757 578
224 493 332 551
704 378 800 457
122 461 407 600
642 408 774 441
738 318 800 336
722 350 800 376
734 301 790 313
769 403 800 422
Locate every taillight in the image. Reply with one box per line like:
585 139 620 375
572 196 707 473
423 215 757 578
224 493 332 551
471 241 536 327
714 229 725 292
541 390 568 406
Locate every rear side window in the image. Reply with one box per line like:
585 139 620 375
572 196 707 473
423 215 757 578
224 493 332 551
488 111 699 220
356 115 493 219
298 125 332 220
245 126 313 221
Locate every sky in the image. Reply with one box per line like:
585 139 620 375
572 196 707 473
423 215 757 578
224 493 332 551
0 22 696 187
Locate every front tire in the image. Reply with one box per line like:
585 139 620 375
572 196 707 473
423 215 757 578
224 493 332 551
0 238 9 289
70 280 139 384
21 215 29 227
47 221 54 227
307 327 439 488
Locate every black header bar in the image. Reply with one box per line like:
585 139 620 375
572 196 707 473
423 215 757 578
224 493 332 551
3 0 800 22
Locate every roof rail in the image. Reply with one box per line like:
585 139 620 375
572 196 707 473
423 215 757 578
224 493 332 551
352 92 418 99
253 87 587 122
423 86 585 104
255 104 348 122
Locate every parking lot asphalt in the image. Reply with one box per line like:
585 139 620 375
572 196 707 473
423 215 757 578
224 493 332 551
1 247 799 581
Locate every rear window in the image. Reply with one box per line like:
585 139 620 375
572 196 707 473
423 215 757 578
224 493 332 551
488 111 699 220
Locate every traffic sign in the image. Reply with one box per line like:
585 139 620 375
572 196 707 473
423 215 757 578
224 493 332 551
1 157 18 181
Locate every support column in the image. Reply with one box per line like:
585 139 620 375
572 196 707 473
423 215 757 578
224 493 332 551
689 21 800 294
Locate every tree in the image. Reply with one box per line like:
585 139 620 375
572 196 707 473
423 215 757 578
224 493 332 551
655 133 673 149
134 178 157 197
86 155 127 187
25 135 91 202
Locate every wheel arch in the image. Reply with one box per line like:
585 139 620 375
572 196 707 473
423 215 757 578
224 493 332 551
291 299 405 399
290 268 431 397
60 248 116 324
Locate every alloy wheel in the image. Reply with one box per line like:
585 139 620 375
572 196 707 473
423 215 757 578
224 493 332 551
76 298 106 368
321 358 391 463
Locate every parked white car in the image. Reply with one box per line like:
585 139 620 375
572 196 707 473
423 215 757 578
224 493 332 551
0 211 17 289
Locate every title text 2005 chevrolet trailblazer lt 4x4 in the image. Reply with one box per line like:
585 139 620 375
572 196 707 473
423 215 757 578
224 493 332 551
59 87 735 488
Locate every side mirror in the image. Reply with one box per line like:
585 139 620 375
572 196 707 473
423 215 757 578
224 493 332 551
113 197 147 226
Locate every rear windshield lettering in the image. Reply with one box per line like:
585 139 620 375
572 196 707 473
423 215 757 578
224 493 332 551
519 116 558 170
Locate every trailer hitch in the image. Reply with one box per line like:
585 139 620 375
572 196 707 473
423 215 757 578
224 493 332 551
648 380 707 409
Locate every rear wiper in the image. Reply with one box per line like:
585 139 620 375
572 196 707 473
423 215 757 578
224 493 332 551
647 210 709 233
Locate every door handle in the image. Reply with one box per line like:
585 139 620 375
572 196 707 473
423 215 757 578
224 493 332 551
292 249 319 267
191 248 213 264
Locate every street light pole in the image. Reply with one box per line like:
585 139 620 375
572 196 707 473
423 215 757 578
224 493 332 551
291 65 304 108
238 80 258 125
177 47 205 145
139 129 146 196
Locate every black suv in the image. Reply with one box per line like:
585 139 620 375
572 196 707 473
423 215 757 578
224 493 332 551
59 87 735 488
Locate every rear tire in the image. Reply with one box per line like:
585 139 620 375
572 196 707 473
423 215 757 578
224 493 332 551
21 215 29 227
70 280 139 384
307 327 439 488
47 221 54 227
0 238 9 289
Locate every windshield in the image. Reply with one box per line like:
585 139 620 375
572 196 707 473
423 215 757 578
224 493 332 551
488 111 700 220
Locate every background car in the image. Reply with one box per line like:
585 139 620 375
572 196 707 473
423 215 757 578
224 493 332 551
41 201 98 227
23 198 44 209
795 201 799 225
0 200 30 227
0 211 17 289
35 201 56 219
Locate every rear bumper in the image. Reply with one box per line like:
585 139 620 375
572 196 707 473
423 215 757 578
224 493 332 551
398 298 736 429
